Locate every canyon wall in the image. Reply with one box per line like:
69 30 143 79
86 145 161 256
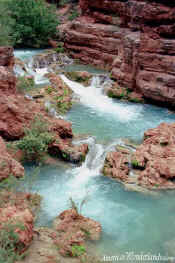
64 0 175 106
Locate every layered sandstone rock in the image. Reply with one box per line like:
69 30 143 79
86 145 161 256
64 0 175 106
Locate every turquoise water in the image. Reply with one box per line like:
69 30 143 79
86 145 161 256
14 49 44 60
15 50 175 262
67 102 175 144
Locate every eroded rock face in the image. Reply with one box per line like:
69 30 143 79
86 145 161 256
0 136 24 180
103 123 175 190
64 0 175 106
132 123 175 188
103 149 130 182
0 47 88 164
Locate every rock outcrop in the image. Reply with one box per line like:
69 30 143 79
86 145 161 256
0 206 34 253
103 123 175 190
20 209 101 263
0 190 41 259
64 0 175 106
53 209 102 257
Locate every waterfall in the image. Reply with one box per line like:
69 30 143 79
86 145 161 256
90 74 113 89
14 51 50 85
24 57 50 85
61 74 142 122
70 137 124 188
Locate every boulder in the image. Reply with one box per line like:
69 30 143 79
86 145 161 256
53 209 101 257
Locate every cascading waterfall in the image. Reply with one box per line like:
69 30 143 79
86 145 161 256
14 50 50 85
61 74 143 122
15 50 175 261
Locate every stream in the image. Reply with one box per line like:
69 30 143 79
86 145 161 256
14 49 175 262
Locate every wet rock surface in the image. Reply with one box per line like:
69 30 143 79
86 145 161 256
64 0 175 106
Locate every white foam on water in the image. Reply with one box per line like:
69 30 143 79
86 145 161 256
61 75 143 122
14 50 50 85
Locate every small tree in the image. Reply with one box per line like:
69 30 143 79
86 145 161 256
17 115 54 161
0 0 14 46
8 0 59 47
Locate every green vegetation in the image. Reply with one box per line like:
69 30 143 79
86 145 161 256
59 0 69 7
72 245 86 257
46 86 54 94
0 175 22 192
56 99 71 114
131 159 139 168
68 10 79 21
69 195 89 215
65 72 91 86
0 1 14 46
55 42 65 53
54 87 72 114
0 0 59 47
17 76 35 93
17 115 54 161
0 221 26 263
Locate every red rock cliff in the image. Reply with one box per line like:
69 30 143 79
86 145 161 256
64 0 175 106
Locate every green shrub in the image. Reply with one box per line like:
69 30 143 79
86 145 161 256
46 86 53 94
59 0 69 7
17 76 35 93
131 159 139 168
7 0 59 47
55 43 64 53
0 1 14 46
17 116 54 161
68 10 79 21
0 222 26 263
72 245 86 257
